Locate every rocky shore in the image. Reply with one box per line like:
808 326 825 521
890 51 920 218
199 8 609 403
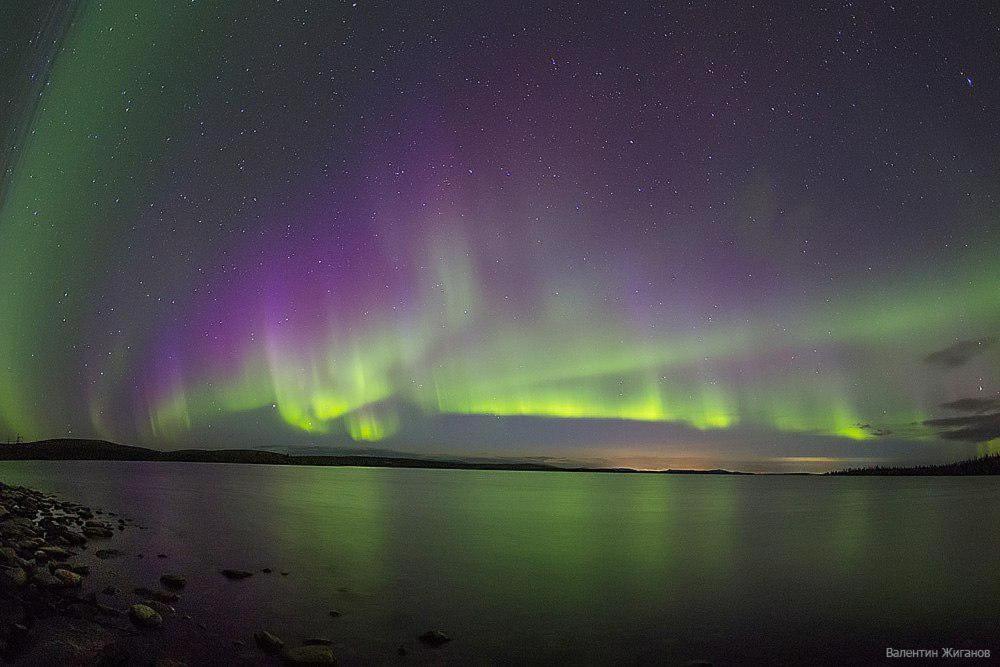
0 481 366 665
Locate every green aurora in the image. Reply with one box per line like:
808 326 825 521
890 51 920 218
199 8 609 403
1 1 998 471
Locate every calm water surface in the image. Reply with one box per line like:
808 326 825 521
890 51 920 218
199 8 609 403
0 461 997 665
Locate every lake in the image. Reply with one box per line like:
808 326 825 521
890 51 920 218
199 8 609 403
0 461 997 664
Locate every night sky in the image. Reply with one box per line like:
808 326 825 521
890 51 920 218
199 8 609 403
1 1 998 471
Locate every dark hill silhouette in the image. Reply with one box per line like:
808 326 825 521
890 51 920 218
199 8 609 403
830 452 1000 475
0 438 156 461
0 438 750 474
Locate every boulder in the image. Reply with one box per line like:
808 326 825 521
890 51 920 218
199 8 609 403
160 574 186 590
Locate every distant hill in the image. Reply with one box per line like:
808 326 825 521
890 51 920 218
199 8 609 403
0 438 157 461
0 438 750 474
830 453 1000 476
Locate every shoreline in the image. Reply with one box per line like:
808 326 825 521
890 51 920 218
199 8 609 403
0 481 342 664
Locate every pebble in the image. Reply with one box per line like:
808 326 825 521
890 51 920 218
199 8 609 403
419 630 451 646
221 568 253 580
254 629 285 653
282 645 336 664
129 603 164 628
52 568 83 587
160 573 186 589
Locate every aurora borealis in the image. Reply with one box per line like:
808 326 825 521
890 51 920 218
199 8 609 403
1 1 998 471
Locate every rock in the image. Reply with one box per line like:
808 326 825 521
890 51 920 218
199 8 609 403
94 549 122 559
0 546 17 564
95 602 122 617
69 563 90 575
61 531 87 546
303 638 333 645
0 566 27 589
134 587 179 604
15 537 44 552
147 600 175 617
160 573 186 589
397 646 407 656
282 645 336 664
157 553 167 559
261 567 272 573
32 568 61 587
129 604 163 628
52 568 83 587
221 569 253 580
14 615 118 663
328 610 342 618
154 659 187 667
101 585 119 595
39 545 72 559
82 526 114 538
254 629 285 653
418 630 451 646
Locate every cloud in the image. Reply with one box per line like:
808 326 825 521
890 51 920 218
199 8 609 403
924 336 997 367
940 397 1000 413
855 423 893 436
924 413 1000 442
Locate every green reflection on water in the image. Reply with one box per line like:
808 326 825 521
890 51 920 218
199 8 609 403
267 467 390 594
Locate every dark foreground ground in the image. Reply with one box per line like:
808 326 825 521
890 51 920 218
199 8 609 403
0 481 344 665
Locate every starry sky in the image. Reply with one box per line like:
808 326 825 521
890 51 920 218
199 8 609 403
1 1 998 471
